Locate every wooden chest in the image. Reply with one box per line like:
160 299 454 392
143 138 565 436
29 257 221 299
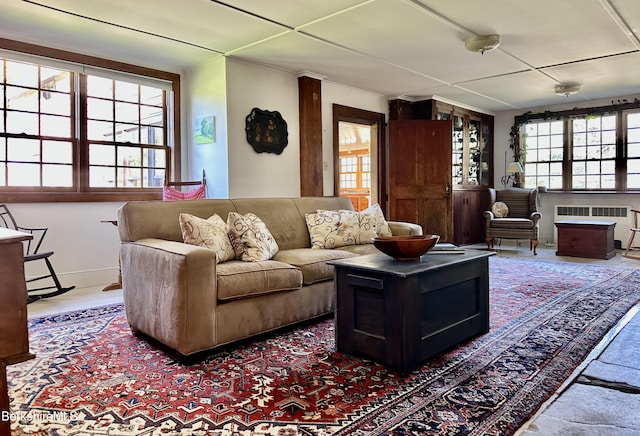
555 220 616 260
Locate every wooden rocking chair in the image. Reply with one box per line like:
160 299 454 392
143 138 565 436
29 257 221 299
0 205 75 303
162 169 207 201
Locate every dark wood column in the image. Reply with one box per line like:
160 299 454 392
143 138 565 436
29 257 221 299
298 75 323 197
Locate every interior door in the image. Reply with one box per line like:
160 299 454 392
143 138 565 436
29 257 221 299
388 120 453 242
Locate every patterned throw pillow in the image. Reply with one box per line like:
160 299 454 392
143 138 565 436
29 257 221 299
361 203 393 237
492 201 509 218
179 213 235 263
163 184 206 201
306 210 377 249
227 212 279 262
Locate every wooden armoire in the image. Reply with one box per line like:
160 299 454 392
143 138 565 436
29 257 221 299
389 99 494 246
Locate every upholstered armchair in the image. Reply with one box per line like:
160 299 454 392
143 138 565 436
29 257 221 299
484 188 542 255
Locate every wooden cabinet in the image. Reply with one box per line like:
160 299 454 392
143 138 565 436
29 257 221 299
0 228 34 434
389 99 493 246
453 188 489 246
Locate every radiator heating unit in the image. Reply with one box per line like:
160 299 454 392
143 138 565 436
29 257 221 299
553 205 632 248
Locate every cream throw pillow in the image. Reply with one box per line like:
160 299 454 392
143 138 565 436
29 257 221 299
179 213 235 263
361 203 393 237
306 210 377 249
492 201 509 218
227 212 279 262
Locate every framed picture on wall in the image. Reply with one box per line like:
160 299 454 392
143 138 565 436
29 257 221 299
194 115 215 144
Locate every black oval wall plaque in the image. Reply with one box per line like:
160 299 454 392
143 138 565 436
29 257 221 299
245 108 288 155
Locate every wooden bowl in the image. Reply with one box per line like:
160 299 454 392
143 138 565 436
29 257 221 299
373 234 440 261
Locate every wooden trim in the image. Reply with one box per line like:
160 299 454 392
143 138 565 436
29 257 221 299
298 76 323 196
332 104 386 214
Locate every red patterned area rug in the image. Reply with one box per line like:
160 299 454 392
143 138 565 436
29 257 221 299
8 257 640 435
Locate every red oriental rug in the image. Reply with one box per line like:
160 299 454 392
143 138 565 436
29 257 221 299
8 257 640 435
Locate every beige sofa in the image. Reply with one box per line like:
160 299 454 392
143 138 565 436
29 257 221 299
117 197 422 357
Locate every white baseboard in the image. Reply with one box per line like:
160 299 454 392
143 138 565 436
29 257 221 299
27 267 119 290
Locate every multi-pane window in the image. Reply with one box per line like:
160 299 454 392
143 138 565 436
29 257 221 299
520 106 640 192
340 156 357 188
86 75 166 188
571 115 616 189
523 120 563 189
626 112 640 189
1 61 73 187
0 46 178 201
339 153 370 190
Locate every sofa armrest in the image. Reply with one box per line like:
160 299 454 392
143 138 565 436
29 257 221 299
120 238 218 356
388 221 423 236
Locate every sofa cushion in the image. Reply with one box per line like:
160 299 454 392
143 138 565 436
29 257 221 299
306 210 377 249
216 260 302 301
335 243 380 256
273 248 358 284
179 213 235 263
227 212 279 261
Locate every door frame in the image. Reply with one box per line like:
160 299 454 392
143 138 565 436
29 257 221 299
332 104 386 213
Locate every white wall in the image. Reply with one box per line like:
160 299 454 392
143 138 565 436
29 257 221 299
494 94 640 243
225 59 300 198
9 202 122 289
184 55 229 198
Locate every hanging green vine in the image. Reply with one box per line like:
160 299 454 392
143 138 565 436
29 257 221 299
509 98 640 164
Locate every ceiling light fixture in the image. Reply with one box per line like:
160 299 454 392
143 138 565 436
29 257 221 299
555 83 581 96
464 34 501 54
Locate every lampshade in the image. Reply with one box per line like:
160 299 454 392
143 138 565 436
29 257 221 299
506 162 524 174
555 83 581 96
464 34 501 54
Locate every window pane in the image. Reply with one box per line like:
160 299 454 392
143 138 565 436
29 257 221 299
90 144 116 165
119 167 142 187
41 91 71 116
41 68 71 93
141 86 162 106
120 146 141 167
8 138 39 162
140 105 162 124
88 120 114 141
88 98 114 121
41 115 70 137
115 102 139 123
549 175 562 189
116 124 139 143
8 163 39 186
42 141 72 164
6 61 38 87
43 164 72 187
90 166 115 187
115 81 138 103
87 76 113 99
7 111 38 135
6 85 38 111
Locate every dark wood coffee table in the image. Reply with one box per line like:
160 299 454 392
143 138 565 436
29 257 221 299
329 250 494 374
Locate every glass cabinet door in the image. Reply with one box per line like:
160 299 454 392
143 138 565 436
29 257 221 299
468 119 480 185
452 115 464 185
